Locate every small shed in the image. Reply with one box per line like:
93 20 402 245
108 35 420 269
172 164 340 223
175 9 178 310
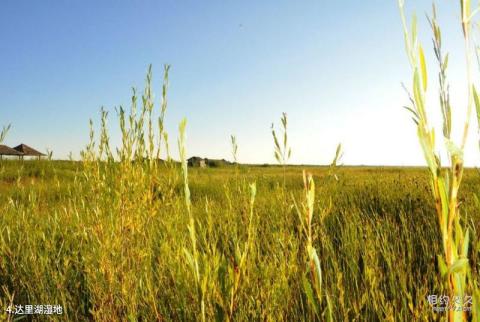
13 144 46 160
188 156 206 168
0 145 23 160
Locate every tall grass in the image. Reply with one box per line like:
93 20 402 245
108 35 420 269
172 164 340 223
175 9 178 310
2 157 479 320
399 1 479 320
271 112 291 187
0 124 10 144
293 171 332 321
0 123 13 322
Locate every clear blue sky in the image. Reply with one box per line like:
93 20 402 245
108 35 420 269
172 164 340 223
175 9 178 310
1 1 477 165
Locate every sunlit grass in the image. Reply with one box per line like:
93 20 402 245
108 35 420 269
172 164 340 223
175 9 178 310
3 28 480 320
399 1 480 320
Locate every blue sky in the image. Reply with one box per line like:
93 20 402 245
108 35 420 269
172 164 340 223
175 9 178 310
1 1 477 165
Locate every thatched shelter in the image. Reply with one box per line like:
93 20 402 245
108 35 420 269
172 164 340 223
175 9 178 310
13 144 46 160
0 145 23 160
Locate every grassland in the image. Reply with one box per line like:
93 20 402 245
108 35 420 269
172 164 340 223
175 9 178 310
2 160 480 321
2 2 479 319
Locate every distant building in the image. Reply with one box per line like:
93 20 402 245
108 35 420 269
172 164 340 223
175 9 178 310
0 145 23 160
188 156 206 168
187 156 235 168
13 144 46 160
0 143 46 160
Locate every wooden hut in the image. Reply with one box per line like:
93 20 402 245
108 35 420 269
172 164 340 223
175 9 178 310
0 145 23 160
13 144 46 160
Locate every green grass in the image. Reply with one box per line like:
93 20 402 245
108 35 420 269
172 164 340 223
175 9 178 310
399 1 479 320
2 160 480 321
3 2 480 317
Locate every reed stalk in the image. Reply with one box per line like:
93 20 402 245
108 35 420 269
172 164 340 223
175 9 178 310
398 1 478 320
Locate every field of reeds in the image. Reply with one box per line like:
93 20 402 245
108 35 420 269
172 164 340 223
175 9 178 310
4 1 480 320
2 157 480 321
